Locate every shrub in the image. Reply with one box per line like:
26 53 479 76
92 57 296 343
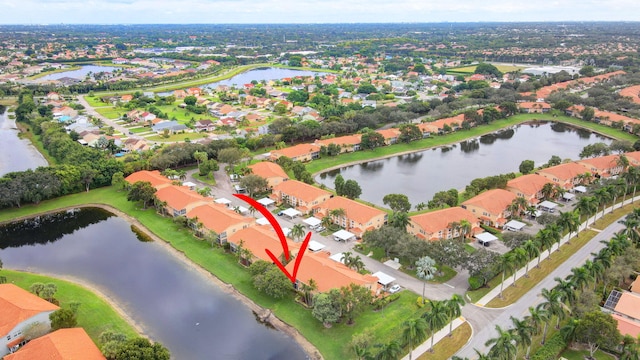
531 332 567 360
372 293 401 310
416 297 425 308
468 276 485 290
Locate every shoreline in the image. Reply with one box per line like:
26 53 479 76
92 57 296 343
312 117 619 179
3 204 323 360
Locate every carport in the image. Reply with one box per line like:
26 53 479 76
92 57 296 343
573 185 587 193
332 229 356 242
538 200 558 213
303 217 322 229
329 252 346 263
372 271 396 290
281 208 301 219
214 198 232 207
308 240 326 253
504 220 526 232
475 232 499 246
257 198 275 207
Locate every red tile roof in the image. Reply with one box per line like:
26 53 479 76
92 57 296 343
285 252 378 293
577 154 621 176
228 226 295 262
536 162 590 182
248 162 288 180
409 207 479 236
124 170 171 189
0 284 60 335
314 134 362 148
462 189 517 215
507 174 553 197
273 180 331 204
155 185 209 211
375 128 401 140
315 196 386 226
186 203 253 234
4 328 105 360
620 85 640 104
613 313 640 338
615 292 640 320
270 144 321 160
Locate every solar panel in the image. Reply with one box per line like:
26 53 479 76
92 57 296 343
604 290 622 310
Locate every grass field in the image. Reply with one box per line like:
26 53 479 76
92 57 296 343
126 126 150 133
417 322 472 360
146 132 208 142
1 269 138 344
95 107 124 119
85 96 110 108
560 349 615 360
0 187 430 359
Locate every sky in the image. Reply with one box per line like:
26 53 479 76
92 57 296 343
1 0 640 24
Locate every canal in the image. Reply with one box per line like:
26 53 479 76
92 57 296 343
0 110 48 176
317 121 612 207
0 208 307 360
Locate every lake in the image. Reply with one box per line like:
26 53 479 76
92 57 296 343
202 67 326 89
0 208 307 360
316 121 612 207
38 65 120 81
0 110 48 176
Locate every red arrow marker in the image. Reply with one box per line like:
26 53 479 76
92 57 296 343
233 194 311 282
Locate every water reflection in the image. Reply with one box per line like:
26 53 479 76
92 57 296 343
460 139 480 153
397 153 424 165
359 161 384 172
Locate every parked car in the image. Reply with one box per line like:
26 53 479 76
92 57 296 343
315 226 326 232
277 211 284 216
388 284 402 294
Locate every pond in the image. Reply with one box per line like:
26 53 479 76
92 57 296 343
0 208 307 360
38 65 120 81
316 121 612 207
202 67 326 89
0 110 48 176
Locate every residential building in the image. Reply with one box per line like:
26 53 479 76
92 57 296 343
0 284 60 357
286 252 379 293
4 328 105 360
228 226 298 263
271 180 332 214
155 185 210 217
186 203 254 244
536 162 592 189
313 134 362 153
626 151 640 167
612 291 640 339
194 119 215 132
506 174 554 205
407 207 481 241
461 189 518 228
577 154 624 178
124 170 172 190
313 196 387 238
269 144 321 162
248 162 289 188
375 128 401 145
518 102 551 113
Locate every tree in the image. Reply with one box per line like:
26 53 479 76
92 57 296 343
350 330 374 360
519 160 535 175
574 311 621 359
416 256 437 303
422 300 449 352
127 181 157 209
580 106 595 122
312 293 341 328
445 294 465 336
527 305 549 342
49 308 77 330
510 316 534 359
363 226 408 258
522 240 540 276
80 166 98 192
485 325 518 360
193 150 208 166
337 284 373 325
360 131 385 150
252 264 292 299
289 223 306 242
23 321 50 340
389 211 410 230
30 282 45 297
334 174 345 195
112 337 170 360
374 340 401 360
300 278 318 307
217 147 246 166
497 253 515 299
40 282 57 302
111 171 125 190
557 211 580 243
403 318 428 360
427 189 459 209
382 193 411 213
539 288 566 332
239 174 268 198
576 196 597 227
342 179 362 199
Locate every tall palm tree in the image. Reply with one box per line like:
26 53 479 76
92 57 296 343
402 318 428 360
536 228 554 259
559 318 580 348
527 305 549 344
546 223 562 253
553 277 577 307
390 211 410 230
557 211 580 244
512 247 528 285
522 240 540 276
497 253 515 299
422 300 449 352
594 186 612 218
510 316 534 359
541 182 555 200
568 266 592 292
458 219 472 241
289 223 306 242
300 278 317 306
539 288 566 330
374 340 401 360
583 259 605 291
576 196 597 227
445 294 465 336
416 256 437 303
622 166 640 202
485 325 519 360
329 208 346 224
321 215 333 230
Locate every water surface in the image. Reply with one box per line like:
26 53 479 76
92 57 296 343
0 110 48 176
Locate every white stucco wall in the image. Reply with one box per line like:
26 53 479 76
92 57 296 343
0 311 55 357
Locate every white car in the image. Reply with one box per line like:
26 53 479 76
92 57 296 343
388 284 402 294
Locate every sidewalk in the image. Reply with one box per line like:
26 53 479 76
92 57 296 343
402 317 466 360
474 196 637 307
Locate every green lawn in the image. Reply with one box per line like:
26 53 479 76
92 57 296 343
84 96 110 108
560 348 615 360
307 114 637 175
126 126 151 134
1 269 138 344
95 107 124 119
146 132 208 142
154 102 213 122
446 64 525 75
416 322 472 360
0 187 427 359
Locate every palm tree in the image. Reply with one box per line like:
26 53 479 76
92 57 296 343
594 186 612 218
527 305 549 344
330 208 346 228
576 196 597 227
512 247 528 285
546 223 562 253
557 211 580 244
458 219 472 241
553 277 577 307
539 288 566 330
522 240 539 276
583 259 605 291
445 294 465 336
374 340 401 360
541 182 555 200
416 256 437 303
622 166 640 202
510 316 534 359
289 223 306 242
402 318 428 360
485 325 519 360
390 211 410 230
321 215 333 230
497 253 515 299
568 266 592 291
559 318 580 348
422 300 448 352
536 228 554 259
300 278 317 306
